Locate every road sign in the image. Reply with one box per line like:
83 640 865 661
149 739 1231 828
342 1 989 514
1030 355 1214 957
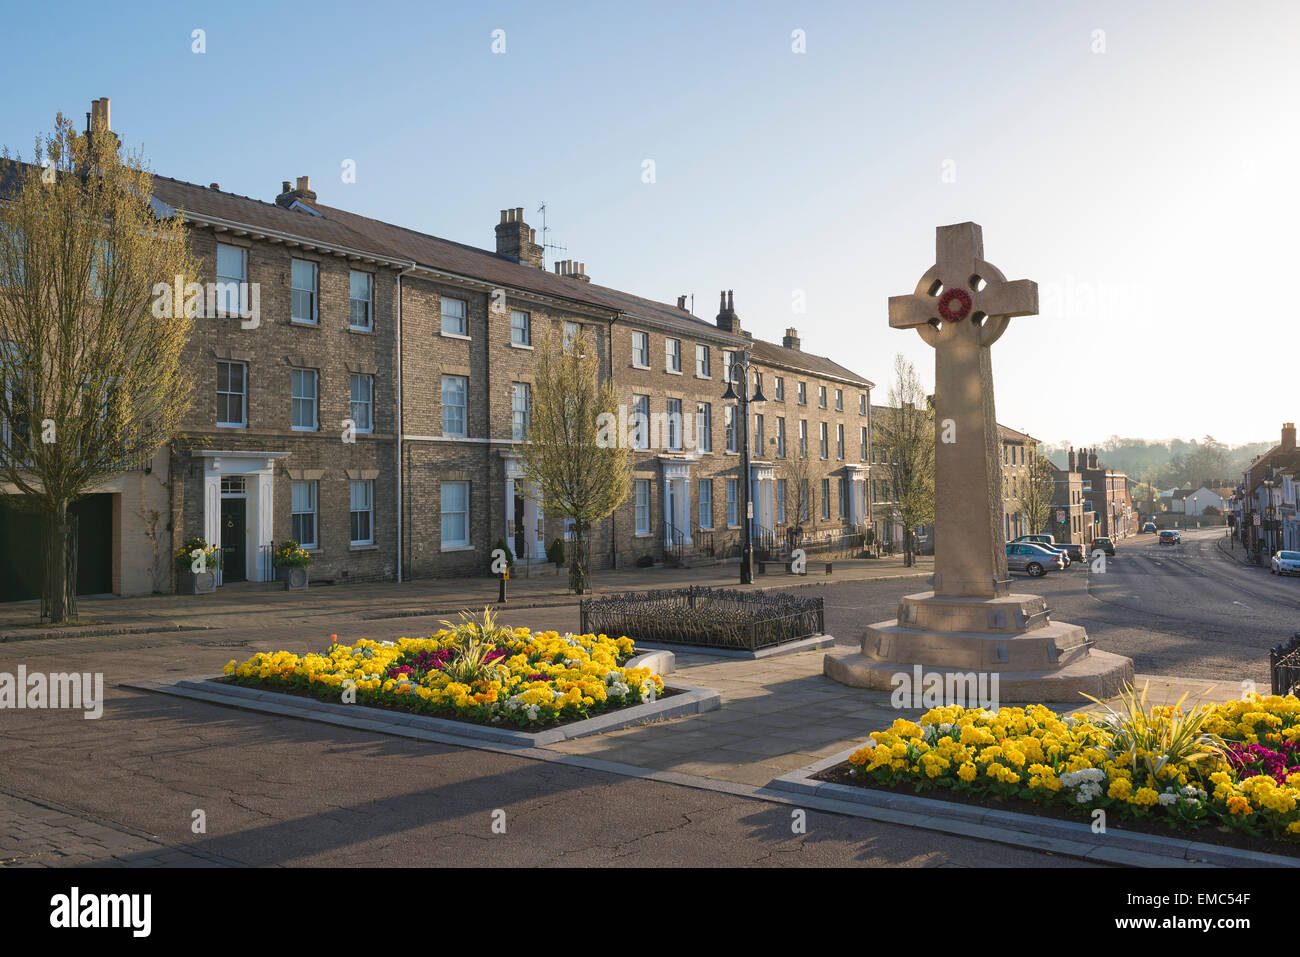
1056 510 1065 523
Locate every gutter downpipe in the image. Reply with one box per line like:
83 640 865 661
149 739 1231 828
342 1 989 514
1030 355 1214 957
395 262 417 583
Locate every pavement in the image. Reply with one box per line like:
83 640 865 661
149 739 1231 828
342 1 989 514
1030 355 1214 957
0 552 934 642
0 533 1288 867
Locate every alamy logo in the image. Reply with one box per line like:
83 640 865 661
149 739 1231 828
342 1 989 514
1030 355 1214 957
50 887 151 937
151 275 260 329
0 666 104 719
890 664 999 711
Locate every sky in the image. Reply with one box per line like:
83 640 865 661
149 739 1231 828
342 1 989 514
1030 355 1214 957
2 0 1296 448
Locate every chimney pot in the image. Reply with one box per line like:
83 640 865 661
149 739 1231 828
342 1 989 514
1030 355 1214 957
209 183 220 190
515 207 524 220
296 175 310 192
282 181 292 194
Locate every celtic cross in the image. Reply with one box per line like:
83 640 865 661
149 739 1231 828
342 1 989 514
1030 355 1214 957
887 222 1038 598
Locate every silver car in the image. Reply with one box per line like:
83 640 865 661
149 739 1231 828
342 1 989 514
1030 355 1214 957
1006 542 1063 577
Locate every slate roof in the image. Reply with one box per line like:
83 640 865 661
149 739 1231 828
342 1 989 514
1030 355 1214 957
3 159 875 388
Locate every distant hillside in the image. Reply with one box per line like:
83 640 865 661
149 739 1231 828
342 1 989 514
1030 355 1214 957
1043 436 1272 488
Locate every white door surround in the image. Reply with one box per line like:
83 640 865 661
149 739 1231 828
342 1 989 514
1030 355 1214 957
198 450 290 584
659 458 694 546
502 454 545 560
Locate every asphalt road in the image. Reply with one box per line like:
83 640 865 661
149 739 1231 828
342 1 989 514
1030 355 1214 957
819 527 1295 685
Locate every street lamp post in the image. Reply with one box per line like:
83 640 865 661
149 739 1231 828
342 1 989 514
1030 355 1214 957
723 351 766 584
1263 479 1276 558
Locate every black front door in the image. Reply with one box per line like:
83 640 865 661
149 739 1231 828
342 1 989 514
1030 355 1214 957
221 499 247 582
513 495 526 558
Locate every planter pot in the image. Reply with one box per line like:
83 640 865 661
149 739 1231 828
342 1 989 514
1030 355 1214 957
178 569 217 595
276 566 310 590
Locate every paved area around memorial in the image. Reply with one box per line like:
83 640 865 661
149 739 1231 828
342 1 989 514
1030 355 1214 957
0 528 1289 867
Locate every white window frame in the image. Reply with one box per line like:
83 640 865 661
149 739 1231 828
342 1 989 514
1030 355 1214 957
511 381 531 441
350 479 374 546
798 381 807 406
349 270 374 330
697 401 712 452
666 397 682 451
698 479 713 529
215 243 247 317
441 296 468 337
725 405 737 453
820 421 829 459
440 481 470 548
291 480 318 549
634 479 652 534
726 478 740 527
442 375 468 438
665 337 681 373
695 344 710 378
821 478 831 520
631 394 650 450
216 360 247 428
563 321 580 351
350 373 374 434
632 331 649 368
775 376 784 401
291 259 318 325
291 368 319 431
510 309 531 347
776 478 787 524
776 417 786 458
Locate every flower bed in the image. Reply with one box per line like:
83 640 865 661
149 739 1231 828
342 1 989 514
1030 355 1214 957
221 610 666 729
829 690 1300 843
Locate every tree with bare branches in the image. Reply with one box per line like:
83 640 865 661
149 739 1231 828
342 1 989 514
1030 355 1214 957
874 354 934 567
520 329 630 594
0 114 198 622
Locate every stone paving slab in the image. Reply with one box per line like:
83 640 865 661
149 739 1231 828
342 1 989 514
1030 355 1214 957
0 788 239 868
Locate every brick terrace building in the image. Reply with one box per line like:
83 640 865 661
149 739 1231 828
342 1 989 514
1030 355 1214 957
5 101 878 592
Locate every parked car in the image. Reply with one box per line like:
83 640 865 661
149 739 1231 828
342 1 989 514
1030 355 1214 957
1142 522 1157 533
1091 537 1115 556
1271 551 1300 576
1006 542 1063 577
1009 535 1072 568
1158 530 1181 545
1057 542 1087 564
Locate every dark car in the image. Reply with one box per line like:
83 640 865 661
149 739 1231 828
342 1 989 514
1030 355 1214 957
1142 522 1157 533
1091 537 1115 556
1058 542 1087 563
1158 530 1181 545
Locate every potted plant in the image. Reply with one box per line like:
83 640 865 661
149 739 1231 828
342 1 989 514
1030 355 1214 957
272 539 313 590
175 538 220 594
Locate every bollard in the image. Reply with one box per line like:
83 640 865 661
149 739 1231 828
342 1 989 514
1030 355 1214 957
498 569 507 604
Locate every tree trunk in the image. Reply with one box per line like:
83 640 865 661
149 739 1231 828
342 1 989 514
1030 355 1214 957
41 501 77 624
568 522 588 595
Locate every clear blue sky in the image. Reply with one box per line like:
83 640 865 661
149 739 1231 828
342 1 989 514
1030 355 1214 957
3 0 1296 447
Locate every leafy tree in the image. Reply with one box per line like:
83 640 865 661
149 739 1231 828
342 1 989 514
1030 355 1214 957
0 114 198 622
520 329 630 594
874 354 934 567
1015 446 1057 537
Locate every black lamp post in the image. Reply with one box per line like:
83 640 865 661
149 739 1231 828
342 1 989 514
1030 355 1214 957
723 351 766 584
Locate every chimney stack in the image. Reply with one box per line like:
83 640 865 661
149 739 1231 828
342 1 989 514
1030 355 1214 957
1088 448 1099 470
496 207 544 268
715 289 742 334
552 260 591 282
782 327 801 351
677 295 687 310
1068 446 1076 471
275 175 318 208
1283 422 1296 451
85 97 120 151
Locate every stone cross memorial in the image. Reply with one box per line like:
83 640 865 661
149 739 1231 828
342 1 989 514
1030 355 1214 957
825 223 1133 702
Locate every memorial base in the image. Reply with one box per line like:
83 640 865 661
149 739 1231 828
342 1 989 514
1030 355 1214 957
823 590 1134 703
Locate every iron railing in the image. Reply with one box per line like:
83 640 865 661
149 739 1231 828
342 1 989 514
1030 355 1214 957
580 585 824 652
1270 633 1300 696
